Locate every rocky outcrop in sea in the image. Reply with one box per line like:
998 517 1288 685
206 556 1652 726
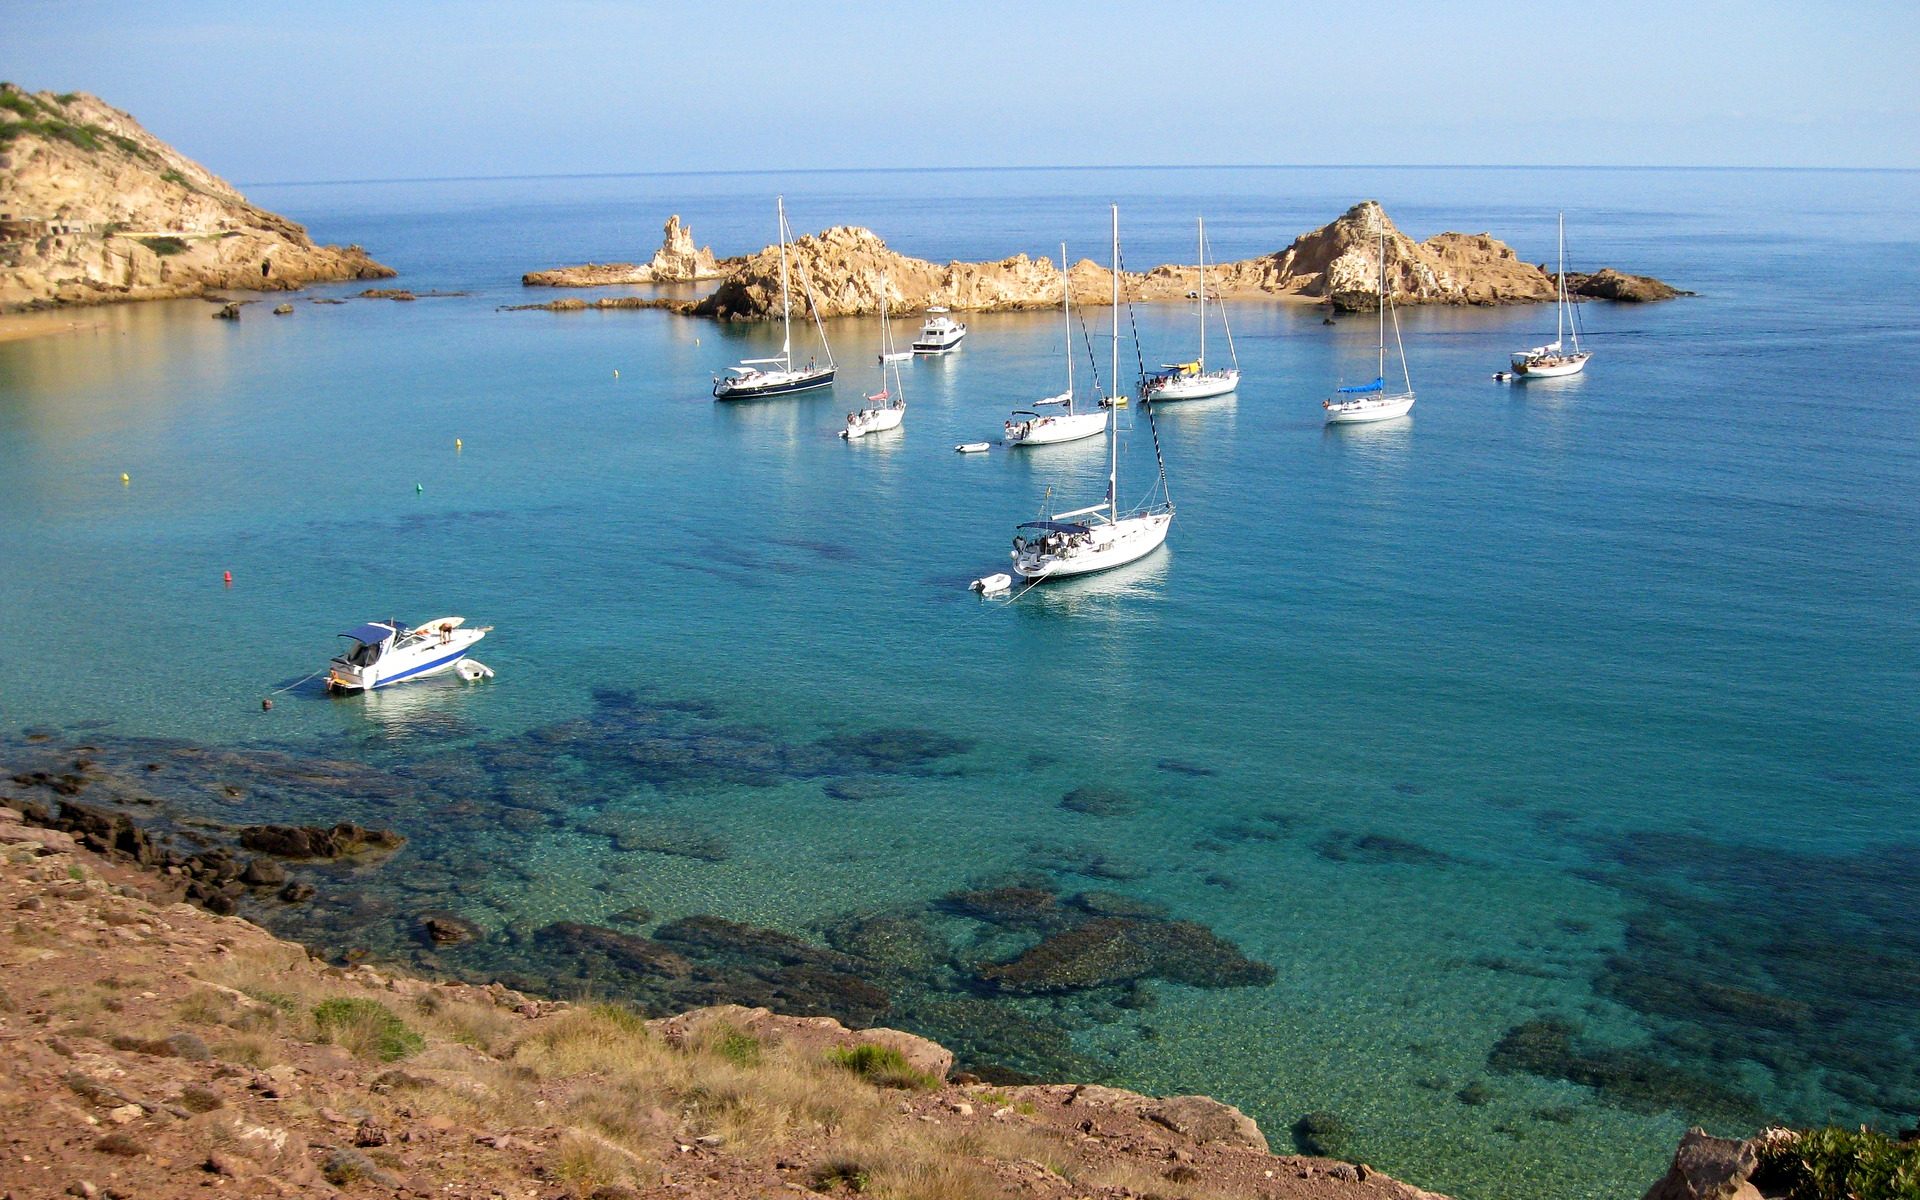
0 84 392 311
634 200 1684 321
521 214 727 287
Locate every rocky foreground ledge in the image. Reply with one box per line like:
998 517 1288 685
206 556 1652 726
0 84 393 312
0 802 1456 1200
518 201 1685 320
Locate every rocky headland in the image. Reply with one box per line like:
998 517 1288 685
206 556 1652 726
518 201 1684 321
0 84 392 312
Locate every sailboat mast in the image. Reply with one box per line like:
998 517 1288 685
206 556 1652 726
777 196 793 372
1061 243 1073 399
1197 216 1206 369
1110 203 1120 527
1377 210 1387 387
1556 211 1566 350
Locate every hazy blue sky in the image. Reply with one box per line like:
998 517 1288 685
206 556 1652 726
6 0 1914 180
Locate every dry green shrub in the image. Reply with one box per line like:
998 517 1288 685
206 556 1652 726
176 987 240 1026
312 997 424 1062
551 1128 641 1194
825 1044 936 1090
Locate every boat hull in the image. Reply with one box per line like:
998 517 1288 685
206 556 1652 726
912 336 965 355
842 406 905 439
1324 392 1414 424
1012 512 1172 580
713 367 837 400
1005 410 1107 446
328 629 487 692
1147 369 1239 401
1511 352 1591 378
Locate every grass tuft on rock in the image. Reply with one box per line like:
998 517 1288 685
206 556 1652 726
312 997 424 1062
825 1043 935 1091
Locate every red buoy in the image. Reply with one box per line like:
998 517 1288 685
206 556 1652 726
223 571 233 586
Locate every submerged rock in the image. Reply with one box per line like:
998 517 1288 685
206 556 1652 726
978 917 1275 994
238 823 405 859
1059 785 1142 817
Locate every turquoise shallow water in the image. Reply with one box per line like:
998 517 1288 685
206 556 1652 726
3 166 1918 1200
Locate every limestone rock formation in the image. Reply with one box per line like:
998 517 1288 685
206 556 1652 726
521 214 726 287
0 84 393 311
665 201 1680 322
1570 266 1689 302
690 224 1125 322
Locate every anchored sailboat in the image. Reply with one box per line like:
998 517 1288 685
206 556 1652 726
1004 243 1109 448
1510 212 1592 378
1143 216 1240 402
1324 209 1415 424
1010 206 1174 581
842 275 906 439
713 197 836 400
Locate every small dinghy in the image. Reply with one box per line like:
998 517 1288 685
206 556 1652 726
455 660 494 681
971 573 1013 595
327 616 492 692
956 442 991 454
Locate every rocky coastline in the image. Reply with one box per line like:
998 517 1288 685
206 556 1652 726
517 201 1686 322
1 783 1458 1200
0 85 393 312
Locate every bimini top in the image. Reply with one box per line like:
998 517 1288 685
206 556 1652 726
1018 520 1092 535
1337 376 1385 394
338 621 405 645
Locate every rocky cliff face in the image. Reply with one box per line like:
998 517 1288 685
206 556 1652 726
0 84 391 311
671 200 1679 322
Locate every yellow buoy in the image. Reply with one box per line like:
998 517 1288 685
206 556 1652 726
120 473 130 485
613 369 620 379
455 438 463 450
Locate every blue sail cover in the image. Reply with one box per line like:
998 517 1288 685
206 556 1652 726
1338 376 1385 394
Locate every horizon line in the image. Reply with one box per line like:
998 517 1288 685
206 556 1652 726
239 162 1920 188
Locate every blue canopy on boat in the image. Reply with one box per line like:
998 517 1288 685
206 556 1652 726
338 621 402 644
1018 521 1092 535
1337 376 1385 394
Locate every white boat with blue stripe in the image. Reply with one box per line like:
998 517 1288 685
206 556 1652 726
326 617 492 693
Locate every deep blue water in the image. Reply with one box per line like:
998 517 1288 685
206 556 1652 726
2 166 1918 1200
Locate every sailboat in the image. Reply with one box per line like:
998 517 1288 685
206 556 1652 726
1323 209 1415 424
1010 206 1174 581
842 275 906 439
1510 212 1591 378
1004 244 1109 448
713 197 836 400
1143 216 1240 402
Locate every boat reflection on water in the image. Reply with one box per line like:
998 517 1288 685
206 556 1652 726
347 675 485 745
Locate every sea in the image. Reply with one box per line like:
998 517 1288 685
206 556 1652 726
2 166 1917 1200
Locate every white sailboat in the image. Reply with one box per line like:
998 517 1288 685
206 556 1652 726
1011 206 1174 581
1143 216 1240 402
1510 212 1592 378
713 197 836 400
1324 210 1415 424
1005 243 1109 448
842 275 906 439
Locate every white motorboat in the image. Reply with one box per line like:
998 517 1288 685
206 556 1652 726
327 617 491 693
911 308 967 354
843 273 907 439
1510 212 1592 378
715 197 836 400
1005 243 1109 448
1143 216 1240 402
1011 205 1174 582
1325 208 1416 425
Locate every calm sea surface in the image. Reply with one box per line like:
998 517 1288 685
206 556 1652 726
3 166 1918 1200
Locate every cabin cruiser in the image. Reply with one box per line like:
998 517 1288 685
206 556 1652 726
911 308 967 354
326 617 491 693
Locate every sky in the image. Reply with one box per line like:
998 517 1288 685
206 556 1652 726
4 0 1915 181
